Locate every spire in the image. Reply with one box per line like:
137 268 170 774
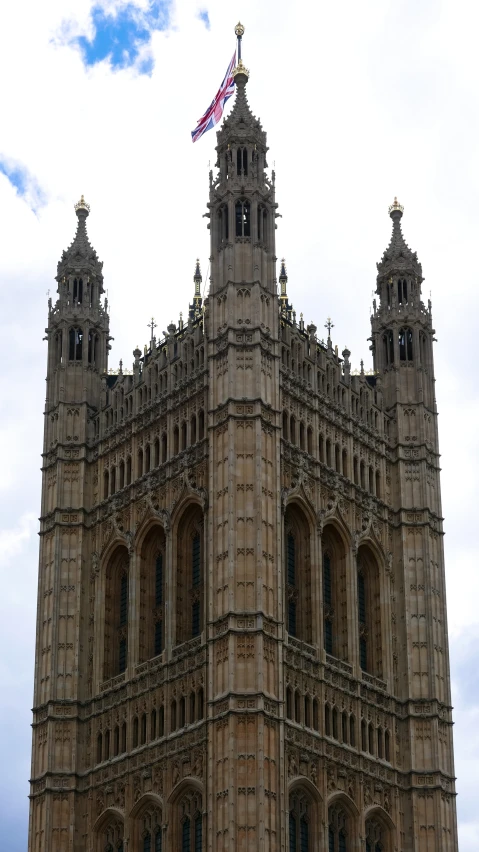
279 258 288 303
376 198 423 287
56 195 104 286
189 259 203 321
216 25 266 149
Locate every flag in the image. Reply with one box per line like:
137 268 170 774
191 52 236 143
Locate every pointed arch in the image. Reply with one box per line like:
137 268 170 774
288 779 322 852
357 543 383 677
175 504 204 644
327 793 359 852
284 502 312 643
168 780 204 852
364 807 395 852
138 524 166 662
93 808 125 852
103 545 129 679
322 522 349 661
129 794 164 852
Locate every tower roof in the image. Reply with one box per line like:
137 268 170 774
216 54 266 151
56 195 104 283
376 198 423 283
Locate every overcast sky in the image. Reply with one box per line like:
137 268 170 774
1 1 478 849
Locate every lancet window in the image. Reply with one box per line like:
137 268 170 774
177 790 203 852
139 527 166 662
235 200 251 237
398 327 413 361
357 546 382 677
284 505 312 643
365 816 387 852
68 327 83 361
236 146 248 176
88 331 99 365
176 507 204 644
289 789 312 852
134 803 163 852
101 817 124 852
328 804 350 852
382 330 394 365
103 547 129 679
322 527 348 660
72 277 83 304
397 277 408 304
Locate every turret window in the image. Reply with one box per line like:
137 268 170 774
235 200 251 237
88 331 99 365
383 330 394 365
257 204 267 242
399 327 413 361
218 204 229 244
397 278 408 304
68 327 83 361
237 146 248 176
73 277 83 304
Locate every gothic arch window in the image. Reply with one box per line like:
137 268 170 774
237 146 248 176
398 327 413 361
328 803 350 852
103 547 129 679
139 527 166 662
181 421 187 451
319 434 324 462
335 444 340 472
176 506 204 644
198 410 205 440
154 438 160 467
307 427 313 455
191 414 197 444
69 327 83 361
283 411 289 440
382 331 394 365
284 505 312 643
98 816 124 852
290 416 296 444
119 460 125 490
138 448 144 477
175 789 203 852
342 449 348 477
375 470 381 499
161 433 167 463
322 526 348 661
357 546 383 677
126 456 132 485
235 200 251 237
54 330 63 364
173 426 179 455
397 277 408 304
326 439 332 467
365 814 390 852
73 277 83 304
103 470 109 500
88 331 99 365
289 789 312 852
132 801 163 852
257 204 267 242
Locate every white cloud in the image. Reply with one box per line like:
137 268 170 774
1 1 478 849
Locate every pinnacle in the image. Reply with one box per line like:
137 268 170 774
56 197 103 282
376 202 422 280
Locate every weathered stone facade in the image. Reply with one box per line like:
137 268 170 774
29 60 458 852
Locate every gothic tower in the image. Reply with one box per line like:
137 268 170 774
29 33 458 852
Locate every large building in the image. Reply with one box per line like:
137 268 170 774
29 48 458 852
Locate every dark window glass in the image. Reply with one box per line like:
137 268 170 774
155 830 162 852
300 817 309 852
194 814 202 851
339 829 347 852
192 534 201 586
192 601 200 637
287 533 296 586
360 636 367 671
288 600 297 637
325 619 333 655
289 814 296 852
155 553 163 605
119 638 127 673
329 827 335 852
143 833 151 852
182 817 190 852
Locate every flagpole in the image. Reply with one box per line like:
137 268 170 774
235 21 245 63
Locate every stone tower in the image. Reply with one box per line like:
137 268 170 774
29 40 458 852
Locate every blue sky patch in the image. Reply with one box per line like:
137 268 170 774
198 9 210 29
0 159 46 212
74 1 171 72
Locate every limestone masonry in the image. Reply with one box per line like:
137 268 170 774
29 58 458 852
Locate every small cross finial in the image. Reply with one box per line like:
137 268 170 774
148 317 157 337
325 317 334 337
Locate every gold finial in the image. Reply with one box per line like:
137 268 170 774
233 58 249 79
74 194 90 213
388 196 404 214
235 21 245 37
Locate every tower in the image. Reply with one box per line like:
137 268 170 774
29 31 458 852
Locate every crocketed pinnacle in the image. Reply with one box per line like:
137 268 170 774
376 198 422 282
218 64 265 146
56 195 103 282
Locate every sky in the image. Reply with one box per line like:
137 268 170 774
0 0 478 848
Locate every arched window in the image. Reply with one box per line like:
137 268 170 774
88 331 99 365
119 460 125 490
328 803 350 852
286 686 293 719
68 327 83 361
382 330 394 365
342 449 348 477
161 433 167 463
133 802 163 852
326 439 331 467
322 527 348 661
235 200 251 237
139 528 166 662
121 722 127 753
218 204 229 244
397 277 408 304
236 146 248 175
365 816 388 852
100 817 124 852
357 547 383 677
138 448 144 477
177 790 203 851
399 327 413 361
103 548 129 679
319 435 324 462
181 421 187 451
285 505 312 643
103 470 109 500
176 507 204 644
289 789 312 852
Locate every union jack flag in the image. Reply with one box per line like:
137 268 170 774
191 52 236 143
